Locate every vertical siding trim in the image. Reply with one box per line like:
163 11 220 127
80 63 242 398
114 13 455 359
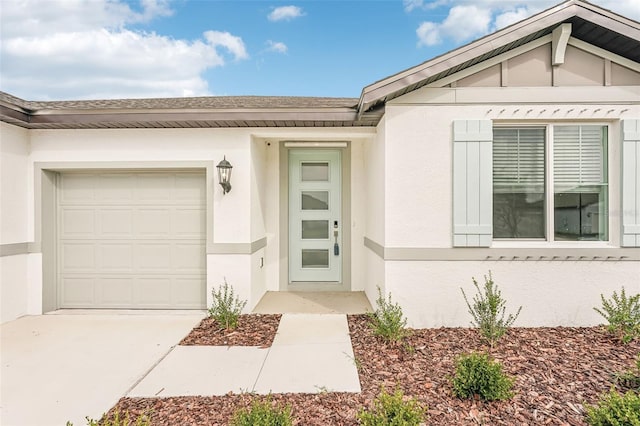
453 120 493 247
622 119 640 247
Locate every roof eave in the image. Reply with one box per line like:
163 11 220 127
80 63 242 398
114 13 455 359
357 0 640 114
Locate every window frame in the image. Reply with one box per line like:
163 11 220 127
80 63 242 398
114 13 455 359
491 122 612 247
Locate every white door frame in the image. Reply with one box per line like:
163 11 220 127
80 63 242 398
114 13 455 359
279 143 351 292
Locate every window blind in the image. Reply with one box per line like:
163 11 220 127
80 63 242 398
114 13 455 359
493 128 545 193
553 125 606 192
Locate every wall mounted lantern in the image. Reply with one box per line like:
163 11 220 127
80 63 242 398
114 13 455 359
216 156 232 194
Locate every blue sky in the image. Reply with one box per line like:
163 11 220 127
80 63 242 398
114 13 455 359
1 0 638 100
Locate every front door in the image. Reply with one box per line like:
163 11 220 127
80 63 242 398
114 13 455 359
289 149 342 283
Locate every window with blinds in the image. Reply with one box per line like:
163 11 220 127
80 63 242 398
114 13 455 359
553 125 608 241
492 125 608 241
493 128 546 239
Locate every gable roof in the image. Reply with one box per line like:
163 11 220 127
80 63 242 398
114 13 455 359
357 0 640 116
1 0 638 130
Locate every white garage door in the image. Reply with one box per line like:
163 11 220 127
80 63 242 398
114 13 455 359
58 171 206 309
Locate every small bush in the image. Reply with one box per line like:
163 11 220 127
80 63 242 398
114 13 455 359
585 389 640 426
208 279 247 330
368 287 408 343
461 271 522 347
231 398 292 426
451 352 515 401
594 287 640 344
614 354 640 391
357 387 426 426
67 410 151 426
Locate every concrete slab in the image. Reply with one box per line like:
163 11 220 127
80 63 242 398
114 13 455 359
253 313 361 394
272 314 351 345
128 346 269 397
253 292 372 314
253 343 361 394
0 312 204 426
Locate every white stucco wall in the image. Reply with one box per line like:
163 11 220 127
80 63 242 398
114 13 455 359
386 261 640 328
372 86 640 328
1 123 30 243
1 123 31 322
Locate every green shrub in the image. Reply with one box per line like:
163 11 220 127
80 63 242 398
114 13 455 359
594 287 640 344
368 287 408 343
357 387 426 426
67 410 151 426
585 389 640 426
461 271 522 347
615 354 640 391
208 279 247 330
451 352 515 401
231 398 292 426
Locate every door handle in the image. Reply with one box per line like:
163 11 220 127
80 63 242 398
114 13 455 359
333 220 339 255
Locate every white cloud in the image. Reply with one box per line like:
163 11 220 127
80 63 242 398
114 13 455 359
413 0 640 47
493 7 531 30
204 31 248 60
268 5 304 22
417 5 491 46
0 0 248 100
416 22 441 46
266 40 288 54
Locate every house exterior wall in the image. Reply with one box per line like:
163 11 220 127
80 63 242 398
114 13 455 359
1 122 33 322
372 86 640 328
1 124 376 322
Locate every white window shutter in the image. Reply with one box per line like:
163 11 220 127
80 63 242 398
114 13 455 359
622 119 640 247
453 120 493 247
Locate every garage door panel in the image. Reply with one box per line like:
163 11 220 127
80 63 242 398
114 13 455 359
99 243 133 271
58 171 206 309
61 209 96 237
136 243 172 272
60 277 96 306
99 174 134 201
136 175 172 201
175 174 206 201
134 278 172 306
135 209 172 238
99 208 134 237
60 173 96 202
173 277 207 307
99 278 134 305
174 243 206 271
61 243 96 271
174 209 206 237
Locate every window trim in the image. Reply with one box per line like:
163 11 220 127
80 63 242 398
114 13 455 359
491 122 612 245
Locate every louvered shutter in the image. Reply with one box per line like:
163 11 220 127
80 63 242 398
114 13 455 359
453 120 493 247
622 119 640 247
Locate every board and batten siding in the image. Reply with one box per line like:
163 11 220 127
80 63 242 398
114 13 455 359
452 120 493 247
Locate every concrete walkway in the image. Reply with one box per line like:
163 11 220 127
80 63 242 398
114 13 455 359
128 313 361 397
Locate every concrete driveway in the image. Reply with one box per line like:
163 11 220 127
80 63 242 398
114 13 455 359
0 311 204 426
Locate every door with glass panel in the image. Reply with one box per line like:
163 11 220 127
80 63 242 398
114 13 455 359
289 150 341 282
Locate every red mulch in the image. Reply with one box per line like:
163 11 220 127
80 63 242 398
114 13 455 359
180 314 281 347
107 314 639 425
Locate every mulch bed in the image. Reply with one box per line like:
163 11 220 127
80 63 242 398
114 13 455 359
108 314 639 425
180 314 281 347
